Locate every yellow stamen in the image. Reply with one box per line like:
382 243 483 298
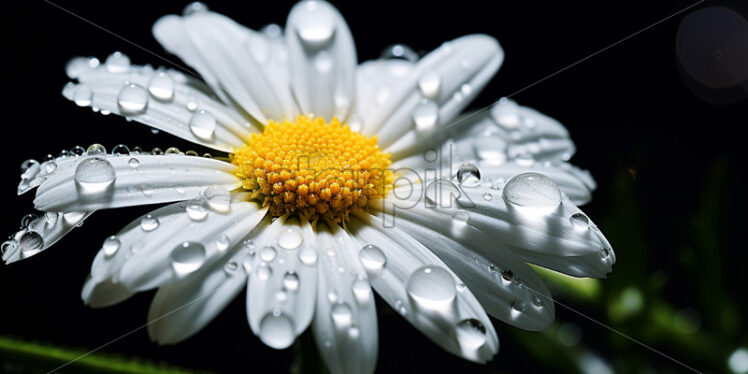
231 115 393 222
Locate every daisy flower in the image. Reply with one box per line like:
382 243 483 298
3 1 615 373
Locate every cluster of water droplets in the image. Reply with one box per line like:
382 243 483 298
2 210 89 263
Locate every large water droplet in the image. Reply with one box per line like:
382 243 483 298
492 98 520 128
406 266 456 309
74 157 116 195
456 319 487 348
170 241 206 276
185 199 209 221
73 85 93 107
140 214 159 231
19 231 44 256
148 72 174 101
202 185 230 213
259 311 295 349
502 172 561 209
278 227 303 250
295 2 336 49
331 302 353 327
351 278 372 304
260 246 277 262
456 163 481 187
105 51 130 73
425 179 460 207
359 244 386 275
282 271 300 292
298 247 318 266
103 235 120 257
418 72 441 100
570 213 589 230
189 110 216 142
412 100 439 132
117 83 148 114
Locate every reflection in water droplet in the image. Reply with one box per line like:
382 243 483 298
502 172 561 209
412 100 439 132
105 51 130 73
74 157 116 195
425 180 460 207
128 158 140 168
406 266 456 309
216 235 231 252
148 72 174 101
189 110 216 142
331 302 353 327
380 44 419 62
418 72 441 100
298 247 318 266
351 278 371 304
86 144 106 156
456 318 487 348
140 214 159 231
117 84 148 114
103 235 120 257
570 213 589 230
511 298 527 313
170 241 206 276
282 271 300 292
259 311 295 349
359 244 386 275
19 231 44 256
278 227 303 250
260 246 277 262
456 163 481 187
111 144 130 156
186 199 209 221
202 185 230 213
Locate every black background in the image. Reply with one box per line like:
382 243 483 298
1 1 746 373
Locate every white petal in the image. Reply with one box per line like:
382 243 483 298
381 212 555 330
361 35 503 154
154 12 296 122
349 211 499 363
355 59 415 124
3 211 93 264
286 1 356 121
88 198 266 292
391 157 594 206
81 277 134 308
374 180 614 278
33 154 240 212
62 63 256 152
147 249 248 345
312 221 378 374
246 216 317 349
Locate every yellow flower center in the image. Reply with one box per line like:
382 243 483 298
231 115 393 222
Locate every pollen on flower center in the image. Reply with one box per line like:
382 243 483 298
231 115 393 221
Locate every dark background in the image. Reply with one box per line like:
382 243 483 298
1 0 746 373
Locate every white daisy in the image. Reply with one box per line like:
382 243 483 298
3 1 615 372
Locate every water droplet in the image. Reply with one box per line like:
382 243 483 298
278 227 303 250
483 192 493 201
20 159 39 173
380 44 419 62
150 147 163 155
186 99 198 112
258 311 295 349
105 51 130 73
111 144 130 156
412 99 439 132
189 110 216 142
473 137 507 161
418 72 441 100
500 268 514 282
502 172 561 210
21 214 38 228
73 85 92 107
261 23 282 38
224 260 238 273
282 271 300 292
103 235 120 257
44 212 58 225
165 147 180 155
359 244 386 275
600 247 610 259
460 83 472 96
492 98 520 128
117 83 148 114
425 179 460 207
406 266 456 309
511 298 527 313
19 231 44 255
452 210 469 224
148 72 174 101
570 213 589 230
128 158 140 168
331 302 353 327
216 235 231 252
44 161 57 174
63 211 85 225
170 241 206 276
202 186 230 213
351 278 371 304
70 146 86 156
295 3 336 49
260 246 277 262
140 214 159 231
185 199 209 221
298 247 318 266
456 319 487 348
257 263 273 280
1 240 17 256
86 144 106 156
242 255 253 274
456 163 481 187
531 294 544 307
74 157 116 195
